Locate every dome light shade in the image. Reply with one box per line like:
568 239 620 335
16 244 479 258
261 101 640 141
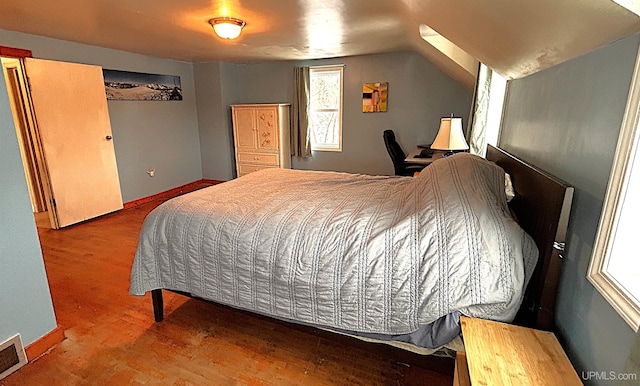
208 17 245 39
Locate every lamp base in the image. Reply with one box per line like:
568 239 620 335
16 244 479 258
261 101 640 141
442 151 455 158
441 150 466 158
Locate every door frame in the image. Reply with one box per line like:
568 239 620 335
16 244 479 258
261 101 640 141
1 45 59 228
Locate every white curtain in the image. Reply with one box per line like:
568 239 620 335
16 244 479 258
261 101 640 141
469 64 493 157
291 67 312 158
468 64 508 157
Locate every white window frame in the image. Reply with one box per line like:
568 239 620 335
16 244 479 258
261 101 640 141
309 65 343 152
588 44 640 332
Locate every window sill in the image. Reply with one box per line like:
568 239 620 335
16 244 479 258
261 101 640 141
311 147 342 152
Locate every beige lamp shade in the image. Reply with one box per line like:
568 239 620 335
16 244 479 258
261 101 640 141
431 117 469 151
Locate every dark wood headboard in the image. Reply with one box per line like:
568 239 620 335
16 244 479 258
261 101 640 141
486 145 574 331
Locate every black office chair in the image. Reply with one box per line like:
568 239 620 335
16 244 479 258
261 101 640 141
383 129 425 176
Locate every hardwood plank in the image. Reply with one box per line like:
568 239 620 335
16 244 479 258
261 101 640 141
2 185 453 385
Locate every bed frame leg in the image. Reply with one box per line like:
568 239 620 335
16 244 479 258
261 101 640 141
152 289 164 322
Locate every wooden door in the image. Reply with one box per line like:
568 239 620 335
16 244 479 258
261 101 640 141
233 107 257 151
255 106 279 152
24 58 123 228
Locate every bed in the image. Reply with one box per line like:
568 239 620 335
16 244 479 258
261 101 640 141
129 145 573 355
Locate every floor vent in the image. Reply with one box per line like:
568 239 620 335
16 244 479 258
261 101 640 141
0 334 27 380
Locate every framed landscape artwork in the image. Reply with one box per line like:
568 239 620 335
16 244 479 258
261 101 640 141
103 69 182 101
362 82 388 112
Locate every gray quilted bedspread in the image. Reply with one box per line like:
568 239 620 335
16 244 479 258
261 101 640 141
130 153 537 335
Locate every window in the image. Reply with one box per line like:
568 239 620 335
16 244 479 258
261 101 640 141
588 45 640 332
309 66 343 151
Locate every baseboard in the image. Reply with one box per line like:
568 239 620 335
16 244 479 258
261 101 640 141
25 326 65 361
200 179 223 185
123 179 223 209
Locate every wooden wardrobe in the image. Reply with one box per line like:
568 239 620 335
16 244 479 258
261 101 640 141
231 103 291 177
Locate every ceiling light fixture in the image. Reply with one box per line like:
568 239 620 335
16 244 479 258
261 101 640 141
208 17 245 40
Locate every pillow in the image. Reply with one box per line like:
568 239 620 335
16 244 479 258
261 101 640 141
505 173 515 202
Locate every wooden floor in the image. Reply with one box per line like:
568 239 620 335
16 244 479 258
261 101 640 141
2 185 454 385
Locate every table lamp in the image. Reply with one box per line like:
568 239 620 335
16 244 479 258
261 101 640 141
431 116 469 157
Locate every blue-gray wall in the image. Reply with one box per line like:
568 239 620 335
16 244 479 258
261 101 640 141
500 34 640 384
193 61 233 180
195 51 472 179
0 29 202 203
0 70 57 346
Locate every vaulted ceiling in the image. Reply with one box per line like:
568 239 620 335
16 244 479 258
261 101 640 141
1 0 639 90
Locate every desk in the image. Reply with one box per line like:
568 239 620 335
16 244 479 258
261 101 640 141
404 148 445 166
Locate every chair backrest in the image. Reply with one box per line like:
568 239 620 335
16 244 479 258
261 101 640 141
383 130 406 170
